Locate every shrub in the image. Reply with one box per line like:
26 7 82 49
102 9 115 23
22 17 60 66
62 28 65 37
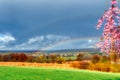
18 53 28 62
110 64 120 72
71 61 90 69
0 54 2 61
89 63 111 72
110 52 117 62
27 55 35 62
8 53 18 61
49 54 57 63
92 54 101 64
2 55 9 61
100 55 109 63
79 61 90 69
56 57 66 64
38 55 46 63
82 53 92 60
76 53 83 61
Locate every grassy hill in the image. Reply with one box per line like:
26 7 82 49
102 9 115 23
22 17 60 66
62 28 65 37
0 66 120 80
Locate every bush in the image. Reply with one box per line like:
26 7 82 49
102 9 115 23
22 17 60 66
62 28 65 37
90 63 120 72
7 53 19 61
0 54 2 61
71 61 90 69
89 63 111 72
79 61 90 69
37 55 46 63
82 53 92 60
18 53 28 62
100 55 109 63
76 53 83 61
92 54 101 64
49 54 57 63
1 53 28 62
2 55 9 61
110 52 117 62
110 64 120 72
56 57 66 64
27 56 35 62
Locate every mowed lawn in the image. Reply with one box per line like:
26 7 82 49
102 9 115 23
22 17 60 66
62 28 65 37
0 66 120 80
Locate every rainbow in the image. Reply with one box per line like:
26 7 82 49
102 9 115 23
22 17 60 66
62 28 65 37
41 37 99 50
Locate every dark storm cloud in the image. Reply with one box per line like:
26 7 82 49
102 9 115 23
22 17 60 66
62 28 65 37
0 0 109 50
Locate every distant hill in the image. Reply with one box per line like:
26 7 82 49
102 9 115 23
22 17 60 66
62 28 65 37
41 48 100 53
0 48 100 53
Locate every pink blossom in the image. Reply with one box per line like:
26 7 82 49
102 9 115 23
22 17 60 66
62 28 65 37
111 0 117 5
96 0 120 54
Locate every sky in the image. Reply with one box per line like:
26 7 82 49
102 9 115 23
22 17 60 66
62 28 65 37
0 0 111 50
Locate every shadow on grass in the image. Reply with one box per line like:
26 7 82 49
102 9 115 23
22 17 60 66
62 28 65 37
114 78 120 80
102 78 120 80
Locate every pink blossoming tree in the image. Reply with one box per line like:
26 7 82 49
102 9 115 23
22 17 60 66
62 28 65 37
97 0 120 56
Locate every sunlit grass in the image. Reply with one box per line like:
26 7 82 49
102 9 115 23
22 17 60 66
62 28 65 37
0 66 120 80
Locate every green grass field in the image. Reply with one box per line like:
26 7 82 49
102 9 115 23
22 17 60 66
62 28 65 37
0 66 120 80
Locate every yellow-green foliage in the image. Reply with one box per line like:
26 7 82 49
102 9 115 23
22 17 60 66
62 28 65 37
71 61 120 73
89 62 120 73
110 64 120 72
89 63 111 72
